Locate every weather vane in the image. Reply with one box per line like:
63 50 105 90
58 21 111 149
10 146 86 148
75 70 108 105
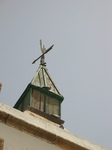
32 40 54 66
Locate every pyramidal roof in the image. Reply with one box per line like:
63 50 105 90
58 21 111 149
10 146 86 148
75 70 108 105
14 63 64 110
31 65 62 96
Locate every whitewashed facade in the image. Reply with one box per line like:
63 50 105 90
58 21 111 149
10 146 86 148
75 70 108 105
0 123 61 150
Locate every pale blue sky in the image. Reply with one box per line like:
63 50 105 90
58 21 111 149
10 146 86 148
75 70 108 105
0 1 112 149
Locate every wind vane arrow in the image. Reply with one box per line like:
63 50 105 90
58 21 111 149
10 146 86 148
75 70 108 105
32 40 54 64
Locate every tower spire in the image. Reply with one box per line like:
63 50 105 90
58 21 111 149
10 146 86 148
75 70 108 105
14 41 64 125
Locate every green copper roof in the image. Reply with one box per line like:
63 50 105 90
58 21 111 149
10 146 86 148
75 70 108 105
31 65 62 96
14 64 64 110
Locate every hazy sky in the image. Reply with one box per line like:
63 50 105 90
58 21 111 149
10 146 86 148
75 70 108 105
0 1 112 149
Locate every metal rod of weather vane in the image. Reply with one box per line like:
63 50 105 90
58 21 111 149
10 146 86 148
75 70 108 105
32 45 54 64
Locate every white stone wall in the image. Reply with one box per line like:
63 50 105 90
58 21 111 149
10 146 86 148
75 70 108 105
0 123 62 150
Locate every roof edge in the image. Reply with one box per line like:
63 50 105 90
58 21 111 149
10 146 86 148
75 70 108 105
31 84 64 101
0 103 106 150
14 84 64 109
13 84 31 108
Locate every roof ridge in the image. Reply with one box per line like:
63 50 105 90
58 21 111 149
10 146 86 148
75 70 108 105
31 65 62 96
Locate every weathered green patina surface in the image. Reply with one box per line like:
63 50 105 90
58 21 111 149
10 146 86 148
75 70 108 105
14 65 64 118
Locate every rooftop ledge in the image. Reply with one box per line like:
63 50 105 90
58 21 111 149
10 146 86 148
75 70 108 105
0 102 106 150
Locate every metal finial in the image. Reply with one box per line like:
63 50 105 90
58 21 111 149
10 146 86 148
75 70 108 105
40 40 46 65
32 40 54 65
